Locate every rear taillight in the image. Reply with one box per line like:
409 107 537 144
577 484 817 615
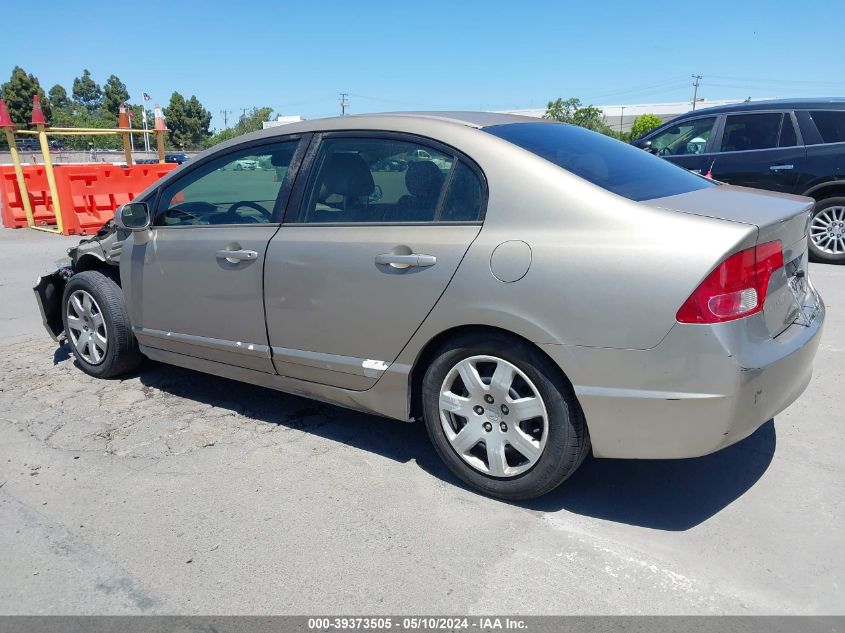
676 240 783 324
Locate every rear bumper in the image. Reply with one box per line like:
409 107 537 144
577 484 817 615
542 295 825 459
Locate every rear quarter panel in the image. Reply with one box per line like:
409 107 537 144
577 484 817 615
398 135 755 355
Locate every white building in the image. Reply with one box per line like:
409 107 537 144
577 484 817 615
498 98 773 133
262 115 305 129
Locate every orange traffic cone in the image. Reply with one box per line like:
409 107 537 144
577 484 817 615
154 104 167 131
30 94 46 126
0 99 14 129
118 103 129 129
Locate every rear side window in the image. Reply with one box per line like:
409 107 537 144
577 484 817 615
720 113 781 152
808 111 845 144
296 137 483 223
485 122 713 202
440 161 484 221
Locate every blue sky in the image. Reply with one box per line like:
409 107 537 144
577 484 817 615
4 0 845 129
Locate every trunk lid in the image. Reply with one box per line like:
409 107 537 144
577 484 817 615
644 184 818 337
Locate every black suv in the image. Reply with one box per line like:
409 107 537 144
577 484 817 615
634 99 845 263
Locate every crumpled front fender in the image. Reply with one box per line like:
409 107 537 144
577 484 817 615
33 268 73 342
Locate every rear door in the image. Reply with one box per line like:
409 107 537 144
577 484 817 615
645 115 718 174
124 136 306 372
709 111 805 193
263 133 485 389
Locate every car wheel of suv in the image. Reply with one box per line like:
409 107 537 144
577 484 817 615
62 271 143 378
421 332 589 500
808 197 845 264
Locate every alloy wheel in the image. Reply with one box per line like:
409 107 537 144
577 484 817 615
66 289 108 365
810 206 845 255
439 355 549 478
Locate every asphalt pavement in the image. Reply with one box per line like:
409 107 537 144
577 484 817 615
0 226 842 614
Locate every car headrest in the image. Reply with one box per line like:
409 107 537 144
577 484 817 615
405 161 444 199
321 153 374 197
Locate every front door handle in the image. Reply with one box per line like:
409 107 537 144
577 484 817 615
216 249 258 263
375 253 437 269
770 164 794 171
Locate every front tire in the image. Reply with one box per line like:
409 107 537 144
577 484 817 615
62 270 143 378
421 332 589 500
808 197 845 264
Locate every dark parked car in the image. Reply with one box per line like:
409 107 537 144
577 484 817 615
164 152 190 164
634 98 845 263
15 138 40 151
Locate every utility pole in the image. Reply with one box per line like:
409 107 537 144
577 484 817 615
219 109 232 128
619 106 625 132
339 93 349 116
691 74 702 111
240 107 249 118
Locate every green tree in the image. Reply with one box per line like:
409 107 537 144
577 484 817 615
0 66 50 125
163 92 212 148
103 74 130 118
206 106 274 147
235 107 273 134
630 113 663 141
72 69 103 113
48 84 69 109
544 97 616 137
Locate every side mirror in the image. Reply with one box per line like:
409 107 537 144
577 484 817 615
116 202 150 231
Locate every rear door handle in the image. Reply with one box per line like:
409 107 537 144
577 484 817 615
216 249 258 262
375 253 437 269
770 164 794 171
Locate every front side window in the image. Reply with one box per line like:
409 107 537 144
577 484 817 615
809 111 845 144
720 113 781 152
486 122 714 202
297 137 472 223
155 140 299 226
648 117 717 156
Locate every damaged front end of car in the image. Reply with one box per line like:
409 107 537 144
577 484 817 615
33 219 125 341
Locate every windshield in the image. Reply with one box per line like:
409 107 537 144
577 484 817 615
485 122 714 202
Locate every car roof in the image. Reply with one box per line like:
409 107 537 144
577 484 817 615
674 97 845 118
200 111 549 159
266 111 541 134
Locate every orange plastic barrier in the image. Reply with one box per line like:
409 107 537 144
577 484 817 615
1 163 178 234
0 165 59 228
54 163 177 235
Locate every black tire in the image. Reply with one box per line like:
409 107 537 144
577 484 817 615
421 332 589 500
808 197 845 264
61 270 143 378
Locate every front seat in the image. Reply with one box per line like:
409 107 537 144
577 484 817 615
313 153 375 222
392 161 444 221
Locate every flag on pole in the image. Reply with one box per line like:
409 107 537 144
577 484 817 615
143 92 151 101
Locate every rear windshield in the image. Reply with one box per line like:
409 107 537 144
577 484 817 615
485 122 714 201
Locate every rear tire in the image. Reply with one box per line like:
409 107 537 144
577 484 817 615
61 270 143 378
808 197 845 264
421 332 589 500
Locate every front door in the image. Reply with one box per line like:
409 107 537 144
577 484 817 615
264 134 486 389
123 138 304 372
709 111 805 193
